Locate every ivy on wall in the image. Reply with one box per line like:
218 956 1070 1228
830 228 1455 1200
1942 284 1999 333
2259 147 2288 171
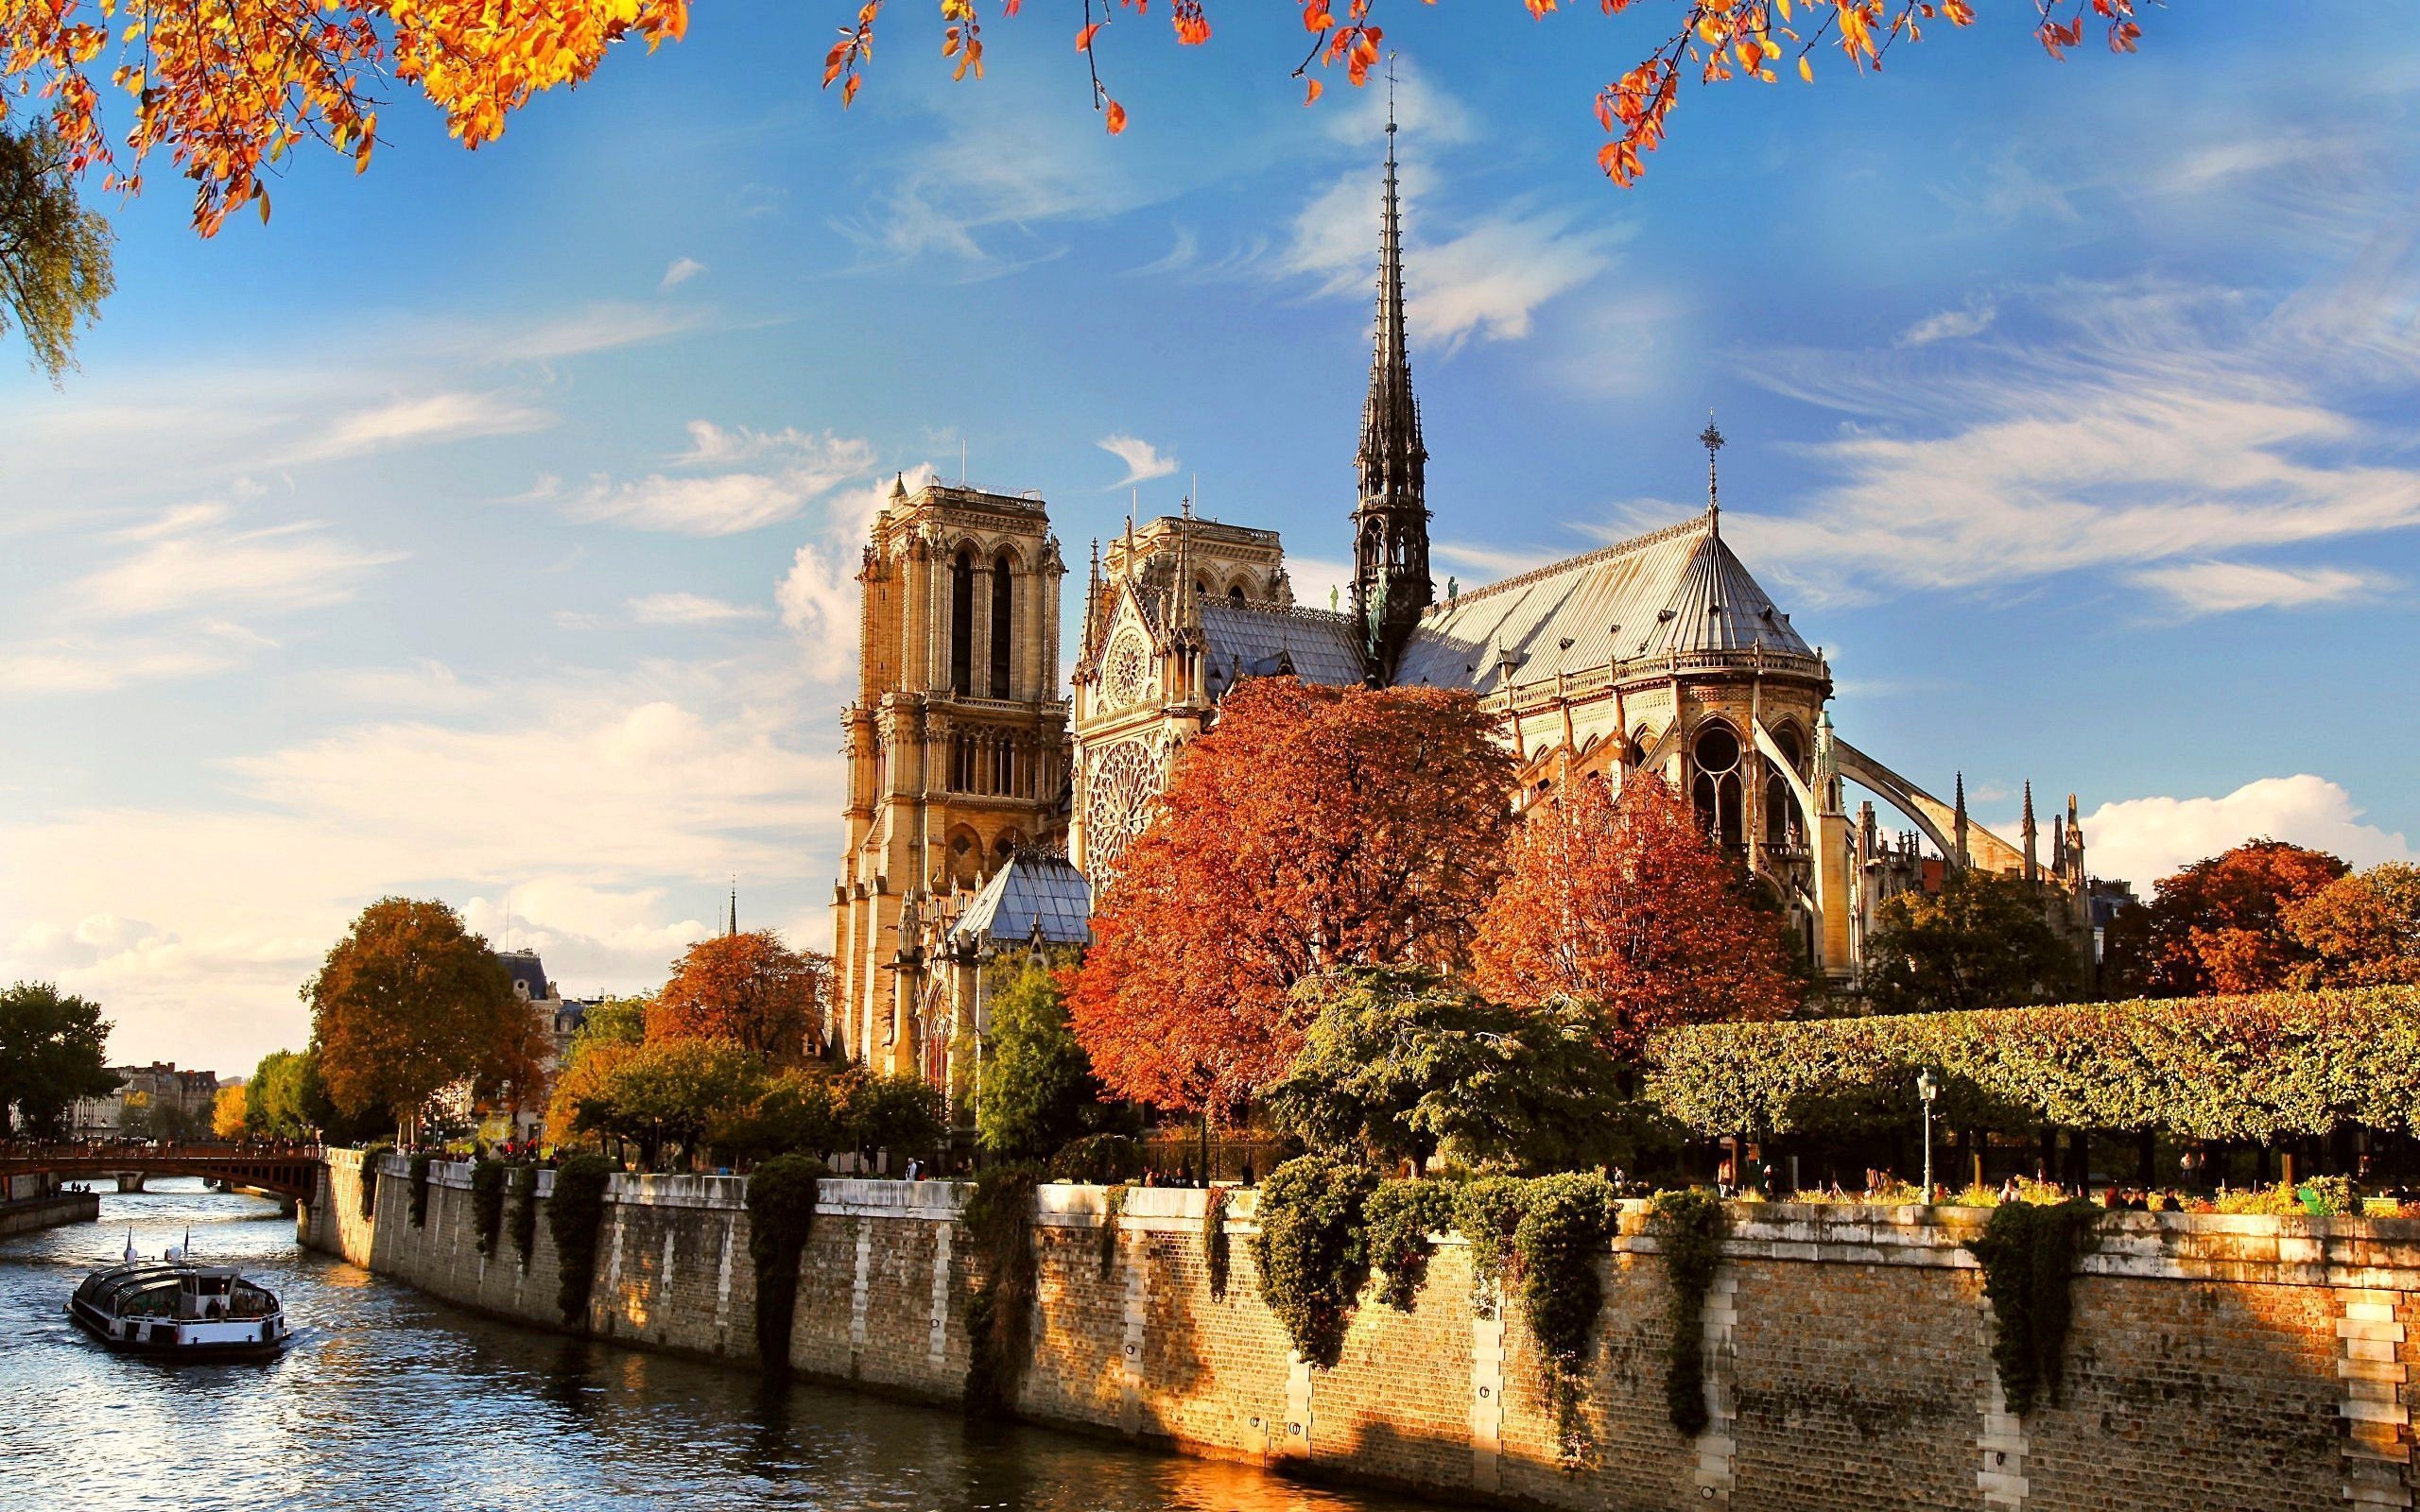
471 1160 507 1256
1366 1179 1455 1312
510 1163 540 1270
1248 1155 1377 1369
1965 1201 2101 1416
357 1143 392 1221
963 1163 1042 1417
1512 1173 1620 1463
746 1154 824 1372
1453 1176 1527 1321
1098 1183 1128 1280
547 1154 615 1329
407 1152 435 1228
1202 1185 1231 1301
1646 1188 1727 1436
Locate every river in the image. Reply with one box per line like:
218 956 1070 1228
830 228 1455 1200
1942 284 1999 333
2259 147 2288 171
0 1179 1427 1512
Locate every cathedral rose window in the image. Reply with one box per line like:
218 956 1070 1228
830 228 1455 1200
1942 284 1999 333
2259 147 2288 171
1086 740 1160 878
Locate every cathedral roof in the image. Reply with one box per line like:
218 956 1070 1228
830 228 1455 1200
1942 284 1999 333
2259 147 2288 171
945 850 1092 954
1199 599 1367 696
1391 515 1815 695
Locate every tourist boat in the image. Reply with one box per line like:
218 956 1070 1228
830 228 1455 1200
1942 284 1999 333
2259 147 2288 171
67 1238 293 1359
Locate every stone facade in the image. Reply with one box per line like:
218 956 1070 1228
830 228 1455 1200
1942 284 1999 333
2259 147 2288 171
305 1155 2419 1512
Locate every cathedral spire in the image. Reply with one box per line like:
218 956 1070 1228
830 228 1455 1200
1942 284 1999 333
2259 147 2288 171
1952 771 1970 871
1700 413 1724 538
1351 72 1433 681
2021 780 2039 885
727 881 738 937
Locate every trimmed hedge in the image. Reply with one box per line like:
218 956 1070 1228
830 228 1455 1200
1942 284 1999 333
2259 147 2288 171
1647 986 2420 1143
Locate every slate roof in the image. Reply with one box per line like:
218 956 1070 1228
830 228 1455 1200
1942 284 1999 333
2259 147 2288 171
497 950 552 1003
1391 515 1814 695
947 851 1094 953
1199 599 1367 697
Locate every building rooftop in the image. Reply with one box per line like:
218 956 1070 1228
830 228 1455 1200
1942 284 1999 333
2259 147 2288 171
946 850 1093 954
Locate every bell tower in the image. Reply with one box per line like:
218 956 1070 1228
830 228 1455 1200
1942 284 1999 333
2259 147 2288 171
1350 102 1433 679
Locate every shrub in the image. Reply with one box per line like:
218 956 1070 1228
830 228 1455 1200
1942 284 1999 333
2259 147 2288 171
1365 1179 1456 1312
1248 1155 1378 1369
357 1142 392 1220
1048 1133 1142 1185
1646 1188 1727 1436
1454 1176 1529 1318
547 1154 616 1329
510 1162 540 1269
1203 1185 1232 1301
470 1160 507 1256
1097 1183 1129 1279
1516 1174 1621 1377
2214 1182 2305 1215
963 1163 1042 1416
406 1151 435 1228
2301 1175 2362 1216
747 1154 824 1371
977 954 1098 1161
1963 1200 2100 1417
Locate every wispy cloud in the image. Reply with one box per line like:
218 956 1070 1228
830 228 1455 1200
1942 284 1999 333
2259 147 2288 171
1097 434 1178 490
538 423 878 536
659 256 706 291
2132 560 2393 616
68 517 400 623
629 592 768 626
284 390 554 464
1898 299 1996 348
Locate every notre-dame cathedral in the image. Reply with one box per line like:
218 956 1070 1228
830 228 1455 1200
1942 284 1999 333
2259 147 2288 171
828 123 2097 1081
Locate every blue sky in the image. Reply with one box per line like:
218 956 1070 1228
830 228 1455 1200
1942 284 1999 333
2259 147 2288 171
3 5 2415 1073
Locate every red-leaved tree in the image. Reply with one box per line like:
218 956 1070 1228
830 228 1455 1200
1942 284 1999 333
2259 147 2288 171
646 931 829 1069
1470 772 1797 1058
1066 679 1515 1122
2105 839 2349 997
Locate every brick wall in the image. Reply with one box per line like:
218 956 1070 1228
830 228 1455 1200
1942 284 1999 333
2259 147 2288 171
301 1162 2420 1511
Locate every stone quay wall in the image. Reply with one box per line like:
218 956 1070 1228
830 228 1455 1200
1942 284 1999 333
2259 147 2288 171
0 1189 98 1238
301 1153 2420 1512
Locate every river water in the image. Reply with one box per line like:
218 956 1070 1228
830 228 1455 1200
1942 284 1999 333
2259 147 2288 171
0 1180 1426 1512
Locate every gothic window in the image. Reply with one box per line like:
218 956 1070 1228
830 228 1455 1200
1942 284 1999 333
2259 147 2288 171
949 548 974 696
1766 724 1806 850
990 550 1013 698
1085 740 1161 880
1103 629 1149 708
1692 720 1744 851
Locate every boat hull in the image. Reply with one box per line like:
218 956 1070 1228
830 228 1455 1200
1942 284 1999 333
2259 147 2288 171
68 1298 292 1360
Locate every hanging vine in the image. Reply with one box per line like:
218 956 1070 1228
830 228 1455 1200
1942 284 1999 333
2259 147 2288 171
356 1143 392 1221
1964 1200 2101 1416
1515 1173 1619 1464
1647 1187 1728 1437
1366 1179 1456 1313
963 1163 1042 1416
1453 1175 1529 1321
747 1154 824 1372
1247 1155 1376 1369
1202 1184 1232 1301
1098 1183 1129 1280
407 1152 435 1228
510 1162 541 1270
471 1160 508 1256
547 1154 615 1329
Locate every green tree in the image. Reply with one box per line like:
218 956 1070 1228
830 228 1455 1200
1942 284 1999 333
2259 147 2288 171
711 1068 849 1165
0 125 112 382
1267 967 1616 1174
837 1071 948 1171
1862 870 2083 1015
303 897 544 1137
0 981 119 1136
244 1049 310 1139
977 955 1098 1162
566 1036 766 1168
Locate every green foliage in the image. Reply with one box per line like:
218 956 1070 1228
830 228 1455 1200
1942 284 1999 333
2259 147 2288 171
547 1154 616 1329
357 1143 392 1221
0 980 119 1137
1963 1201 2100 1417
977 954 1099 1160
1365 1179 1456 1312
963 1163 1042 1416
2299 1175 2362 1217
1048 1133 1142 1184
471 1160 508 1255
746 1153 824 1370
711 1068 847 1166
1646 986 2420 1143
1247 1155 1377 1369
1097 1184 1129 1279
1269 968 1619 1172
0 125 113 383
407 1152 435 1228
510 1162 541 1269
1203 1185 1232 1301
1646 1189 1727 1436
568 1036 767 1168
838 1071 949 1169
1515 1174 1621 1379
1864 870 2083 1015
244 1050 310 1140
1454 1176 1530 1315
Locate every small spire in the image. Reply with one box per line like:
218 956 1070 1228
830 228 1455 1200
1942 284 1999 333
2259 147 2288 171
890 471 908 501
1951 771 1970 871
2021 781 2039 885
728 879 738 937
1699 411 1725 536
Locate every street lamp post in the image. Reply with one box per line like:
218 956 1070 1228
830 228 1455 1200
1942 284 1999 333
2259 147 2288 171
1917 1067 1939 1204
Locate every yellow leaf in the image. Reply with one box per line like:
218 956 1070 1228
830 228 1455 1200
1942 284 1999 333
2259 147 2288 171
1798 55 1812 81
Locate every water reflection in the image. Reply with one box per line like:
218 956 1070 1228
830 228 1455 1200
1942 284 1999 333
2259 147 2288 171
1 1180 1426 1511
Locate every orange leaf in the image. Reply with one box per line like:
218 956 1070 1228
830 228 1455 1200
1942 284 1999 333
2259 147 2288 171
1076 22 1101 49
1105 98 1129 133
1305 78 1323 106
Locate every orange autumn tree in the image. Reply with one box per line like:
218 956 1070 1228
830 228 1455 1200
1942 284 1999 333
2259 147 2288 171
1471 771 1796 1058
646 930 829 1069
1066 679 1515 1122
2105 839 2350 998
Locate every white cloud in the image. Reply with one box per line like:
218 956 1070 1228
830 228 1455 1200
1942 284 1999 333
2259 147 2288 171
1097 435 1179 490
660 256 706 291
778 466 934 668
2132 560 2393 616
68 519 400 623
1898 300 1996 347
543 425 878 536
285 390 554 464
0 637 246 694
629 592 768 626
2083 775 2415 888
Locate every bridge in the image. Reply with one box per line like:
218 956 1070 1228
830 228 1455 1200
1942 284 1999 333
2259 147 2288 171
0 1142 323 1200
